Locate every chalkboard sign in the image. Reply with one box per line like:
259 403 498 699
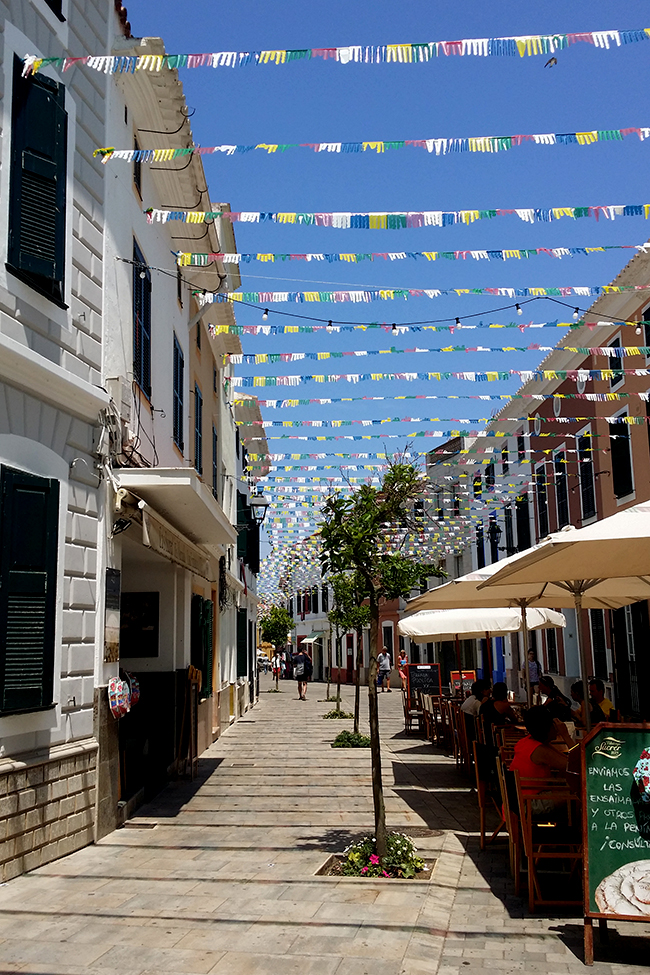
406 663 441 706
582 723 650 920
450 670 476 697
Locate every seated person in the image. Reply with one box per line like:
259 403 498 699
510 706 577 814
589 678 616 720
538 674 573 722
461 679 491 717
570 681 606 727
479 681 517 740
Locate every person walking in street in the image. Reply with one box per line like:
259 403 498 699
271 653 281 680
377 646 392 692
293 647 313 700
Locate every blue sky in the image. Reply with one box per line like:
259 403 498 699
124 1 650 573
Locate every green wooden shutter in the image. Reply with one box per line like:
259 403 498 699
0 467 59 714
8 56 67 300
236 609 248 678
236 492 247 559
190 594 214 696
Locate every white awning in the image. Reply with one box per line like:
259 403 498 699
116 467 237 552
301 631 328 644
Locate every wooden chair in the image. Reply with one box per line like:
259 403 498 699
496 752 522 895
513 769 583 913
430 696 445 746
402 689 425 735
473 741 506 850
456 707 475 772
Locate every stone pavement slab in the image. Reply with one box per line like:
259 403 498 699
0 677 647 974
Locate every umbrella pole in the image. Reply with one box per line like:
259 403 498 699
485 632 493 682
575 591 592 733
519 604 532 707
455 635 463 689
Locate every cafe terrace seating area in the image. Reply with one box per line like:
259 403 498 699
402 688 583 914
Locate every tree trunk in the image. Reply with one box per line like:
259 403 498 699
354 626 363 734
368 593 387 859
335 629 342 713
326 637 332 700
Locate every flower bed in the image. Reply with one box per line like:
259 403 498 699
317 832 432 880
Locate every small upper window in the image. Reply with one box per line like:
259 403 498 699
609 337 625 390
133 241 151 397
133 136 142 198
43 0 65 21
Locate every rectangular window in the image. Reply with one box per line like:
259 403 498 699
501 443 509 475
610 414 634 498
485 462 495 492
191 594 213 696
213 367 217 393
453 490 461 517
590 609 608 680
133 240 151 397
312 587 319 614
120 592 159 658
321 586 329 612
578 431 596 520
546 629 558 674
235 426 240 459
194 384 203 474
473 474 482 499
44 0 65 19
0 466 59 714
237 608 248 677
536 464 549 538
382 625 393 657
212 427 218 499
476 524 485 569
609 337 624 389
133 136 142 198
516 493 531 550
172 335 184 452
554 450 569 528
435 491 444 520
196 320 201 350
8 56 67 304
488 514 499 563
643 308 650 364
517 435 526 464
504 505 515 555
176 267 183 308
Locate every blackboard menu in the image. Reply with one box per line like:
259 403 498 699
582 723 650 919
406 663 441 706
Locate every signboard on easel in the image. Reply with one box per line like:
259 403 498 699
405 663 441 707
581 723 650 964
450 669 476 697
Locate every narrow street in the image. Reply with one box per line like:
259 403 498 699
0 680 647 975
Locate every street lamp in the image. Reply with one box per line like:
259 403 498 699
249 488 270 526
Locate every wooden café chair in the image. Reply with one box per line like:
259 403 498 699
513 769 582 913
402 688 425 735
473 740 506 850
496 751 522 895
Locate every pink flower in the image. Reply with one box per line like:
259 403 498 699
382 870 390 877
369 854 380 865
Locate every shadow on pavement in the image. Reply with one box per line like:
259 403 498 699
135 758 224 819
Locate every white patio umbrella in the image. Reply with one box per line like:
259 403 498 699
398 606 565 643
405 545 643 705
478 501 650 728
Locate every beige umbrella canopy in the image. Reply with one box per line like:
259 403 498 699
479 501 650 727
398 606 565 643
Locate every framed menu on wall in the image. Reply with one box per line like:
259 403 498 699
581 723 650 964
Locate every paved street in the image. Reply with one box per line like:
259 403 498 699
0 678 647 975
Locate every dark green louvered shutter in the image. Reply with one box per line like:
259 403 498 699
237 609 248 678
190 594 213 696
0 467 59 714
8 56 67 302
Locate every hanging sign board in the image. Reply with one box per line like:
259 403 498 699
581 722 650 963
405 663 441 706
450 669 476 697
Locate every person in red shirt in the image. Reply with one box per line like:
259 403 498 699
510 706 576 801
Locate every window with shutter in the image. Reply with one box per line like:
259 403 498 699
194 384 203 474
0 466 59 714
172 335 184 452
191 594 213 696
610 415 634 499
8 56 67 304
133 241 151 396
236 609 248 677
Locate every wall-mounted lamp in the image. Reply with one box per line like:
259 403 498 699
249 488 270 526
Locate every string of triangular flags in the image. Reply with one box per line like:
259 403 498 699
224 344 650 365
232 368 650 388
94 127 650 162
176 244 639 267
215 321 608 335
201 282 650 307
22 29 650 77
236 390 650 407
237 414 641 428
146 203 650 228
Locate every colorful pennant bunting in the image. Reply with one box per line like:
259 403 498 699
23 29 650 77
95 127 650 163
146 203 650 228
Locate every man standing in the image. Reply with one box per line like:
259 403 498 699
293 647 313 700
377 646 392 692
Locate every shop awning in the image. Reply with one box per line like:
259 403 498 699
116 467 237 552
301 631 328 644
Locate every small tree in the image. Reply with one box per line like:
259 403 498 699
320 461 443 858
328 573 370 730
260 605 295 690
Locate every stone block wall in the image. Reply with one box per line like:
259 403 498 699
0 742 97 882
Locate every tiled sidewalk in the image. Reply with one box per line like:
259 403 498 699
0 678 647 974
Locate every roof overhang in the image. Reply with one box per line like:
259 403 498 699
116 467 237 551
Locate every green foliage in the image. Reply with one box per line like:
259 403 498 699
328 573 371 632
332 730 371 748
259 605 295 647
340 832 426 879
323 709 354 719
319 462 445 601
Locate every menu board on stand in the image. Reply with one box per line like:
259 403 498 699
450 669 476 698
405 663 441 708
581 723 650 964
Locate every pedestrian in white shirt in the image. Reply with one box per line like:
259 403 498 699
377 647 392 692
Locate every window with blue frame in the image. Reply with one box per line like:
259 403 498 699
172 336 184 452
133 241 151 396
194 384 203 474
